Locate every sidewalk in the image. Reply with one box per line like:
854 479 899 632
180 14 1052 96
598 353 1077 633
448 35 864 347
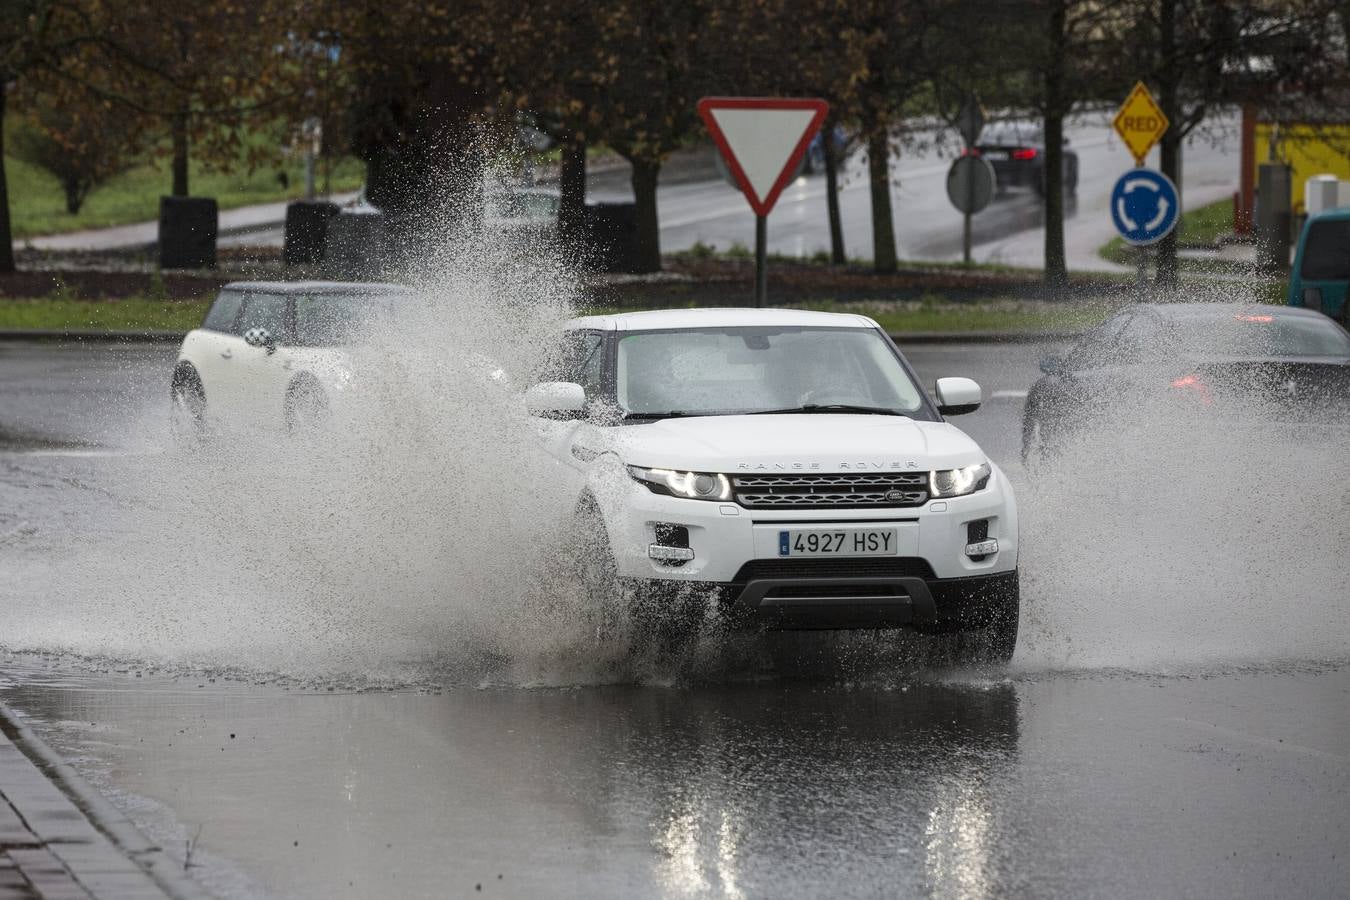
0 706 208 899
15 194 357 254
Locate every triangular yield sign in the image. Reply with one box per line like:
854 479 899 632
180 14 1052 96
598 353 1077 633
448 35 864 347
698 97 830 217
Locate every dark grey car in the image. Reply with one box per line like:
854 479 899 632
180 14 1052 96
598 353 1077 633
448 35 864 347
974 121 1078 196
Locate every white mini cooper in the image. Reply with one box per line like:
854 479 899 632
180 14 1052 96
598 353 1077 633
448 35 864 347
170 281 409 438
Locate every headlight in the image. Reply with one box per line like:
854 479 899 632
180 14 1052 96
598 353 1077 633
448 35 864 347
930 462 991 498
627 466 731 501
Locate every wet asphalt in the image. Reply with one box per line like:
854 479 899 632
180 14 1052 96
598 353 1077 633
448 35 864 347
0 340 1347 899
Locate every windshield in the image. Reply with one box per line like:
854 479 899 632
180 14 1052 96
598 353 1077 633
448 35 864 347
293 294 395 346
1300 219 1350 281
615 326 928 417
1122 312 1350 359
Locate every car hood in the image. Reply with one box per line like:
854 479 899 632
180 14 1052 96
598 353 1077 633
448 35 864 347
612 414 985 473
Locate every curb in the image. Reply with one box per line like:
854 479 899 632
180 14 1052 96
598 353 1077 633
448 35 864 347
0 703 214 899
0 330 186 343
0 329 1080 345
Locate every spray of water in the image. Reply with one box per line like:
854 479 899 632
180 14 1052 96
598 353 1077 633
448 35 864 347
1 157 650 684
1016 345 1350 671
2 165 1347 683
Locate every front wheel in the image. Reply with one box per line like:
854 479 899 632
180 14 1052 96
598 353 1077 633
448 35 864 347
932 574 1019 666
169 367 207 449
569 499 626 644
284 378 330 434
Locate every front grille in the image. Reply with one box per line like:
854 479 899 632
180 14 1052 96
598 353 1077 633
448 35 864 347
732 472 928 509
733 557 936 583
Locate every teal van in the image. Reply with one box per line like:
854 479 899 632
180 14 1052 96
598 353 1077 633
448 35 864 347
1289 207 1350 322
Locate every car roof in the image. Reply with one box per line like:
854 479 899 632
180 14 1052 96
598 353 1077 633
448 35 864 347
566 308 877 331
1307 206 1350 223
1125 302 1331 322
222 281 411 296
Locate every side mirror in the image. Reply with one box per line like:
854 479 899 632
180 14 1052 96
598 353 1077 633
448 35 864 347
935 376 981 416
1040 354 1065 375
524 381 586 416
244 327 277 354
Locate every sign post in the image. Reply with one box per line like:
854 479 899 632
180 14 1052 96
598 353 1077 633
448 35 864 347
1112 82 1171 298
697 97 830 307
1109 169 1179 297
953 97 987 264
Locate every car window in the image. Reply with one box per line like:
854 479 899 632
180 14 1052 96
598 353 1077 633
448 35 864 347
236 293 290 342
1300 219 1350 281
202 291 243 333
538 331 605 398
1159 312 1350 358
294 294 391 346
1065 312 1133 369
614 326 928 417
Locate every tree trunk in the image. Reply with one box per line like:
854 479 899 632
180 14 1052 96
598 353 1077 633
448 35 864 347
1154 0 1180 288
823 117 846 265
64 180 85 215
1041 1 1069 293
559 134 587 241
867 130 896 274
631 158 661 273
171 110 190 197
0 89 13 274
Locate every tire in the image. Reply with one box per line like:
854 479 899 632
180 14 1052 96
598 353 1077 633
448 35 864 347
1021 414 1049 469
169 365 207 449
933 573 1019 667
569 498 626 644
284 377 329 434
567 499 703 652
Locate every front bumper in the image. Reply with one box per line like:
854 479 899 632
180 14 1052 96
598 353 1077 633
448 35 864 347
634 568 1018 632
604 470 1018 583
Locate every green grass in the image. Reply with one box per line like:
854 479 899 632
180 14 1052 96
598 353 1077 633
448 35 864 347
787 299 1111 333
0 297 211 331
586 298 1114 334
3 293 1109 335
5 151 364 240
1098 196 1242 268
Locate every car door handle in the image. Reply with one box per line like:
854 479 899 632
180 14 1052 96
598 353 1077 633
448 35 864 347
220 349 233 359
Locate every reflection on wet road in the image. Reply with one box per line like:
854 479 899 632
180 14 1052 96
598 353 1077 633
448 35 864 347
2 663 1346 899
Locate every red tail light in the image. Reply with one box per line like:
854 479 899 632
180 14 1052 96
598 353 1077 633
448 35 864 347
1235 313 1273 323
962 147 982 157
1011 147 1037 160
1170 374 1213 406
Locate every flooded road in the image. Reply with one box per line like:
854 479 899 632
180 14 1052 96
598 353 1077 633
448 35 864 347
2 340 1348 898
2 661 1346 899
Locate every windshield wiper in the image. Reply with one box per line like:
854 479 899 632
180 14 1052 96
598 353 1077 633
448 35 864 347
750 404 908 416
623 411 695 420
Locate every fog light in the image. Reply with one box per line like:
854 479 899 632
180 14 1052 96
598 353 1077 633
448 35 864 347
965 539 998 558
648 544 694 562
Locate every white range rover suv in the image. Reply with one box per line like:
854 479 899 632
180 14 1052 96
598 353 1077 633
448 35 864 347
528 309 1020 663
170 281 409 436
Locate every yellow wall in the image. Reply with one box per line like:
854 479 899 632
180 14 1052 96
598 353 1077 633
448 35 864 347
1255 124 1350 214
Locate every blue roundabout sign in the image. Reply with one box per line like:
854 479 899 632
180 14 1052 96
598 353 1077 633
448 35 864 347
1110 169 1179 246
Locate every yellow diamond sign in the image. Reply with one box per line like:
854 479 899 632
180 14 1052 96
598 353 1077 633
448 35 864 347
1113 82 1169 166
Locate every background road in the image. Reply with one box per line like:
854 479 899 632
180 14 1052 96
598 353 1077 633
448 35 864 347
0 340 1345 899
588 113 1240 271
218 114 1240 273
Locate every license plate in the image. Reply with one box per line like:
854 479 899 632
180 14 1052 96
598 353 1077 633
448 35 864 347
778 528 898 557
982 150 1009 160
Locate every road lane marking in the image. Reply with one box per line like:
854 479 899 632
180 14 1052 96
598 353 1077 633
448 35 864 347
991 390 1029 399
4 448 163 458
1167 717 1347 764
